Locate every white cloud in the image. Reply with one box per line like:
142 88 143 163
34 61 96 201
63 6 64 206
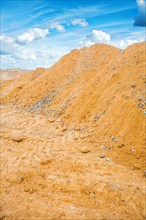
16 28 49 44
0 34 37 60
0 35 19 55
113 38 145 49
79 30 111 47
0 34 61 69
71 19 88 27
1 45 59 69
0 35 14 44
50 22 66 32
89 30 111 44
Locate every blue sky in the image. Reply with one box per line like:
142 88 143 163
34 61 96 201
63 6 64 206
0 0 145 69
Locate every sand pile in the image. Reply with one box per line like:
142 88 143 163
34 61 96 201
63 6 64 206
0 42 146 219
1 42 145 169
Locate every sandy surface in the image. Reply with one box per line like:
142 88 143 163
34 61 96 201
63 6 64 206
0 43 146 219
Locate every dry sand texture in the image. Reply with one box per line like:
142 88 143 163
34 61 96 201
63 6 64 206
0 42 146 219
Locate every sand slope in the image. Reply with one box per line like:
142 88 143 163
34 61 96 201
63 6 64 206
0 42 146 219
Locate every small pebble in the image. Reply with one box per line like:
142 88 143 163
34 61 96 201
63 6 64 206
80 147 90 153
100 153 105 158
75 127 80 131
131 82 136 88
100 145 107 150
137 97 142 101
131 148 136 153
118 143 125 148
111 136 118 142
136 155 140 159
138 103 144 108
17 176 25 182
95 115 99 121
11 130 25 142
112 185 121 190
29 189 36 194
47 175 57 180
40 159 52 165
89 192 95 197
106 158 111 162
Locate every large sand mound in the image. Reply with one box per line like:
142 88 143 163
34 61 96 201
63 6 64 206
0 42 146 219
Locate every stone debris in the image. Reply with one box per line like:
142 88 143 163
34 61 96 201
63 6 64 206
11 130 25 142
27 189 36 194
136 155 140 160
80 147 91 153
100 153 105 158
112 185 121 190
100 145 107 150
131 82 136 88
118 143 125 148
17 176 25 182
47 175 57 180
94 115 100 121
109 145 113 149
131 148 136 153
29 90 56 113
75 127 80 131
40 159 53 165
125 95 129 99
106 158 111 162
111 136 118 142
89 192 95 197
100 111 105 115
94 111 105 121
138 103 145 109
137 97 142 101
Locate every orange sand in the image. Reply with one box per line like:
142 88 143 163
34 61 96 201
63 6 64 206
0 42 146 219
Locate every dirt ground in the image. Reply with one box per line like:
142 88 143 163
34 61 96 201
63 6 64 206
0 42 146 219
